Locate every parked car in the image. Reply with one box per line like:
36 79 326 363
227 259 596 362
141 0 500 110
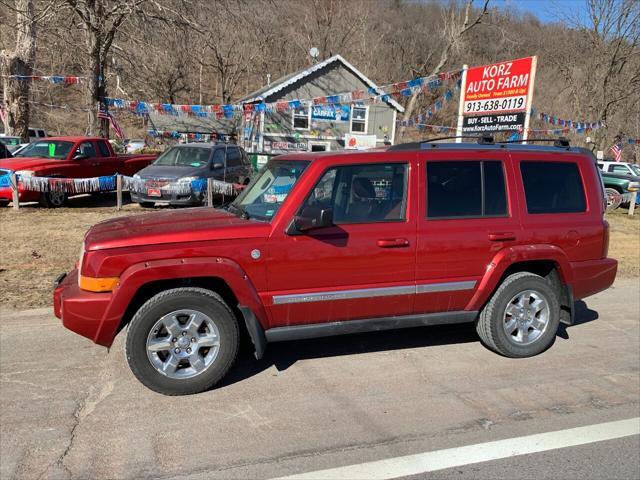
0 141 12 159
0 135 26 153
28 127 48 142
125 138 146 153
598 160 640 177
600 170 640 210
54 139 617 395
130 143 252 207
0 136 157 207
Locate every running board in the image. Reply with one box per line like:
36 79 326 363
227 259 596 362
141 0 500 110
264 311 478 343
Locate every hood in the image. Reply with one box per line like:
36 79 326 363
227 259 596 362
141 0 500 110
0 156 65 172
136 164 207 180
84 207 270 251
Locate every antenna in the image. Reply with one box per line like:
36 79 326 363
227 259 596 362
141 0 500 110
309 47 319 63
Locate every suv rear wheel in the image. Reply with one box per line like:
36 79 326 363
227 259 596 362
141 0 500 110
476 272 560 358
125 288 239 395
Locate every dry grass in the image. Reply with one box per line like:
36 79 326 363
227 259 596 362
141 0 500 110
1 196 639 309
606 208 640 278
0 194 144 309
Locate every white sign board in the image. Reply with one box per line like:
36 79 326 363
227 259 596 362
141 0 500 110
345 134 377 150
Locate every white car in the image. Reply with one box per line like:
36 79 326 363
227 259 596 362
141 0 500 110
125 139 146 153
597 161 640 177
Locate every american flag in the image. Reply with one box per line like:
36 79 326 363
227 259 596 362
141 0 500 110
609 142 622 162
97 109 124 139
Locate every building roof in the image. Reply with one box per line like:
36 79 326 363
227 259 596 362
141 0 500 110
241 54 405 113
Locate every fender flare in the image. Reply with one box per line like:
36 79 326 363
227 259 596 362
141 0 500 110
94 256 268 348
466 244 573 312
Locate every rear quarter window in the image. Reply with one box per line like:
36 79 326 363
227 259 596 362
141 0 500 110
520 161 586 214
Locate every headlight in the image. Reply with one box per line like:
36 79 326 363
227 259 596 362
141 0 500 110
15 170 35 177
627 182 640 192
177 176 199 183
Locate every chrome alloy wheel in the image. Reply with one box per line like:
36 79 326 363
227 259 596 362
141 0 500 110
146 309 221 379
502 290 550 345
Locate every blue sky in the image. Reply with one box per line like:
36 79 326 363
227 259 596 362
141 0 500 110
492 0 588 23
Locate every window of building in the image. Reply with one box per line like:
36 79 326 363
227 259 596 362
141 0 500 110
350 106 368 133
292 106 310 130
426 161 507 219
299 163 408 224
520 161 586 214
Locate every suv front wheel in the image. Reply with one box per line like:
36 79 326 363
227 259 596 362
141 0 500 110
476 272 560 358
125 287 239 395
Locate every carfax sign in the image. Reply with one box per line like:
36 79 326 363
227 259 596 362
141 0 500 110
458 56 537 136
311 105 350 122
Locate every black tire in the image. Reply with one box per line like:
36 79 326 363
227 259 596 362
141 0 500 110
0 201 8 208
40 190 68 208
476 272 560 358
138 202 155 208
125 288 240 395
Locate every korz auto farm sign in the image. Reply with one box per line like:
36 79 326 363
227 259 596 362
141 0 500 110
459 56 537 136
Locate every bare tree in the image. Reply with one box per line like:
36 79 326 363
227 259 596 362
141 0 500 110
1 0 37 140
64 0 146 136
398 0 489 139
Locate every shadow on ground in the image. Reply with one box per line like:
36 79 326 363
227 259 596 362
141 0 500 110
219 300 600 390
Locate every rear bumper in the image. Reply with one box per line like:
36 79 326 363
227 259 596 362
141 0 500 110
53 268 113 346
570 258 618 300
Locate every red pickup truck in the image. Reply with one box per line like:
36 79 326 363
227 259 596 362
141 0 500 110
0 136 156 207
54 139 617 395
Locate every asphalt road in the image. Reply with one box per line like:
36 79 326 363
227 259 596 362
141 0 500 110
1 278 638 480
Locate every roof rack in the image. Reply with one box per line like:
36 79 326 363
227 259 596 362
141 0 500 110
388 135 494 150
499 137 571 148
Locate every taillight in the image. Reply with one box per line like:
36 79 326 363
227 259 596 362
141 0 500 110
602 220 610 258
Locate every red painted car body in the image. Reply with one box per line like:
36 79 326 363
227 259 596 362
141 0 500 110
0 136 156 203
54 143 617 353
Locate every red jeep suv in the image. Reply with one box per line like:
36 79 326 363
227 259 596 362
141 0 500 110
54 139 617 395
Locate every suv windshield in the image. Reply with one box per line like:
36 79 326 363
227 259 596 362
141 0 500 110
153 147 211 167
229 160 310 222
15 140 73 159
630 164 640 176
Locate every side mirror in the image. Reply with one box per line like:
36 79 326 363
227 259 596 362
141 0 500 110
212 162 224 169
293 207 333 232
73 153 88 160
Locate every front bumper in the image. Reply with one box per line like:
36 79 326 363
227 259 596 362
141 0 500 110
0 186 40 203
54 268 113 346
130 190 204 206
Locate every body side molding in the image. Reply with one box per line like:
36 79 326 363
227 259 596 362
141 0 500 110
265 310 478 343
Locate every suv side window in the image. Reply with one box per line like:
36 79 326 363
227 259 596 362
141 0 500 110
96 140 111 157
212 149 225 167
225 147 241 167
300 163 408 224
520 161 586 214
426 161 507 219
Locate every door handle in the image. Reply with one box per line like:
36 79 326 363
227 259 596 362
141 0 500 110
377 238 410 248
488 232 516 242
91 162 100 167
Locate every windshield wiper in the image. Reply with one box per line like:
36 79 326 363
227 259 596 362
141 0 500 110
226 203 251 219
